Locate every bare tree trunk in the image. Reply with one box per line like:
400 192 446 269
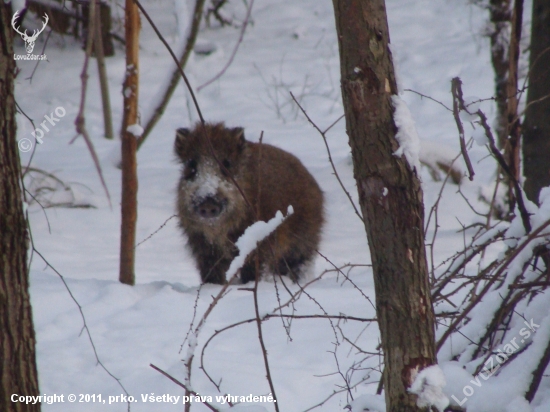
503 0 523 214
488 0 512 149
0 3 41 410
95 2 114 139
523 0 550 204
331 1 436 411
119 0 140 285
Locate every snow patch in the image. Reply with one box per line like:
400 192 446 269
388 43 403 93
409 365 450 412
349 394 386 412
472 127 489 146
194 171 222 199
392 95 421 172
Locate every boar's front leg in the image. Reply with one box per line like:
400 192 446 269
187 233 231 284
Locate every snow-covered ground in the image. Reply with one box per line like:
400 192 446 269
12 0 549 411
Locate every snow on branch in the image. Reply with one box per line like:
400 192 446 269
226 206 293 278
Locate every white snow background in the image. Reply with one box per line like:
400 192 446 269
11 0 550 411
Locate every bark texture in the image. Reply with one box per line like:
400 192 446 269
331 1 436 410
488 0 512 149
523 0 550 204
0 3 41 410
503 0 523 213
119 0 140 285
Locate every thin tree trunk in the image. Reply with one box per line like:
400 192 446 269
119 0 140 285
95 2 114 139
0 3 41 410
488 0 512 149
503 0 523 214
331 1 436 411
523 0 550 204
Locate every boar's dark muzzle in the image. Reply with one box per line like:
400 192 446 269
194 196 226 219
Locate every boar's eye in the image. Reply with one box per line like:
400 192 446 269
184 159 197 180
221 159 231 176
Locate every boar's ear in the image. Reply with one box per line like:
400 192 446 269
176 128 190 139
230 127 246 151
174 128 190 160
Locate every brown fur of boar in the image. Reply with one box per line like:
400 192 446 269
174 122 324 284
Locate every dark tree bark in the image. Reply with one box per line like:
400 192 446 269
523 0 550 204
487 0 512 149
502 0 523 214
0 3 41 411
331 1 436 411
119 0 140 285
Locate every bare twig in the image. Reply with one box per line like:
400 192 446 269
451 77 475 180
199 313 375 392
133 0 204 124
150 364 219 411
73 0 112 207
526 337 550 401
183 273 237 412
404 88 453 112
134 214 178 248
476 110 531 233
138 0 207 148
26 27 52 83
436 219 550 351
197 0 255 91
290 92 363 222
206 0 232 26
15 100 38 177
28 244 131 411
253 250 280 412
424 151 462 281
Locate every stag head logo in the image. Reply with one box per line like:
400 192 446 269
12 11 49 54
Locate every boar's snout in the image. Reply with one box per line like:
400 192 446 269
194 196 226 219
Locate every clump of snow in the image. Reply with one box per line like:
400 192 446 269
126 123 144 137
459 96 480 122
409 365 450 412
388 43 403 94
226 206 293 277
472 127 489 146
464 96 481 113
392 95 421 172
